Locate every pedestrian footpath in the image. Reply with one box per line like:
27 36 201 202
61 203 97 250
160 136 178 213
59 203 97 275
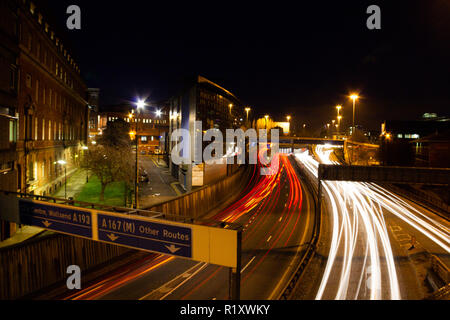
53 169 89 199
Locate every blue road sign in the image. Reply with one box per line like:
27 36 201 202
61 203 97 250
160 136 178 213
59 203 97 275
19 200 93 238
97 213 192 258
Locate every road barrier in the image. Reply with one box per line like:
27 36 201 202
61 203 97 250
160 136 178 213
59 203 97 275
0 233 131 300
385 184 449 219
143 166 252 220
431 255 449 284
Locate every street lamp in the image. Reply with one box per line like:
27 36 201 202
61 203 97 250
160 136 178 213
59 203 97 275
245 108 251 123
133 99 147 209
336 105 342 117
349 94 359 165
349 94 359 137
57 160 67 199
82 146 89 183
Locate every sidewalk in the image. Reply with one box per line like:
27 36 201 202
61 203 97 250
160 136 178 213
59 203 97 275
52 169 89 199
138 156 183 208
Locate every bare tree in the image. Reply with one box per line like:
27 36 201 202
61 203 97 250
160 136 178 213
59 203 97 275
82 119 134 201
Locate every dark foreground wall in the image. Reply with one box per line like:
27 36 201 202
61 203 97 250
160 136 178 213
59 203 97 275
0 233 131 300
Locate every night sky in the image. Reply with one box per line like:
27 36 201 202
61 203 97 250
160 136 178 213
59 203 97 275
37 0 450 131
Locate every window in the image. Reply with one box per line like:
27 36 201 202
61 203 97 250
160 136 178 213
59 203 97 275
35 80 39 102
36 41 41 60
41 160 45 179
28 161 34 182
48 120 51 140
34 117 38 140
26 74 32 88
9 119 17 143
9 65 17 90
42 119 45 140
27 34 32 51
0 162 13 174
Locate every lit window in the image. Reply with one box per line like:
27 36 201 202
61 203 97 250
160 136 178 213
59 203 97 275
397 134 403 139
411 134 420 139
9 119 17 143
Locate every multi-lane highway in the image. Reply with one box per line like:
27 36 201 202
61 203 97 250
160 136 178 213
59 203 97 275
61 154 316 300
293 145 450 300
55 145 449 301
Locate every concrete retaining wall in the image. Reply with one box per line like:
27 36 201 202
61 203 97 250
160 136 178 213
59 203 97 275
0 233 131 300
144 165 251 220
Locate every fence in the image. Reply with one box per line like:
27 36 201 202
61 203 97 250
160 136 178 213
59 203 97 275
0 233 131 300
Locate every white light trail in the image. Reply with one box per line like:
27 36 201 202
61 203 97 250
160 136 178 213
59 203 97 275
295 145 449 300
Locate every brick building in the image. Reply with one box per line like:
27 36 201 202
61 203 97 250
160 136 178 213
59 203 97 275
99 102 169 155
0 0 89 240
0 0 19 241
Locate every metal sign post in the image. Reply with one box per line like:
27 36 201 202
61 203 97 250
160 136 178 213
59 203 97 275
230 229 242 300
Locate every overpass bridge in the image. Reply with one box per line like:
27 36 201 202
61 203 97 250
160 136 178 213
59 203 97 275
277 137 345 150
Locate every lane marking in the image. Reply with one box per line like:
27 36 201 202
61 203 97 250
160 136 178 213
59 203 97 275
241 256 256 274
138 262 205 300
158 263 209 300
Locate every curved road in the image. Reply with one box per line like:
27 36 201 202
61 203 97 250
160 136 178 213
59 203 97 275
62 154 315 300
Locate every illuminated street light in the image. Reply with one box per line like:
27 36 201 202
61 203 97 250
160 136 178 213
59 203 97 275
133 99 147 209
136 99 146 110
349 94 359 136
57 160 67 199
245 107 251 123
81 146 89 182
349 94 359 165
229 104 233 115
155 109 162 118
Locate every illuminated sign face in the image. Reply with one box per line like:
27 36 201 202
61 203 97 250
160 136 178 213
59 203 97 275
19 200 93 239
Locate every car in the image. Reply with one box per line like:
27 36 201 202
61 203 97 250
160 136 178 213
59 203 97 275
140 174 149 183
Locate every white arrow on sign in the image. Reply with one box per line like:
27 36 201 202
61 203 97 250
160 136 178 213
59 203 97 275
42 220 52 228
165 244 181 254
107 233 119 242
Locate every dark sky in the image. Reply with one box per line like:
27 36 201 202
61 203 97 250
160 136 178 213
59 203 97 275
37 0 450 131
